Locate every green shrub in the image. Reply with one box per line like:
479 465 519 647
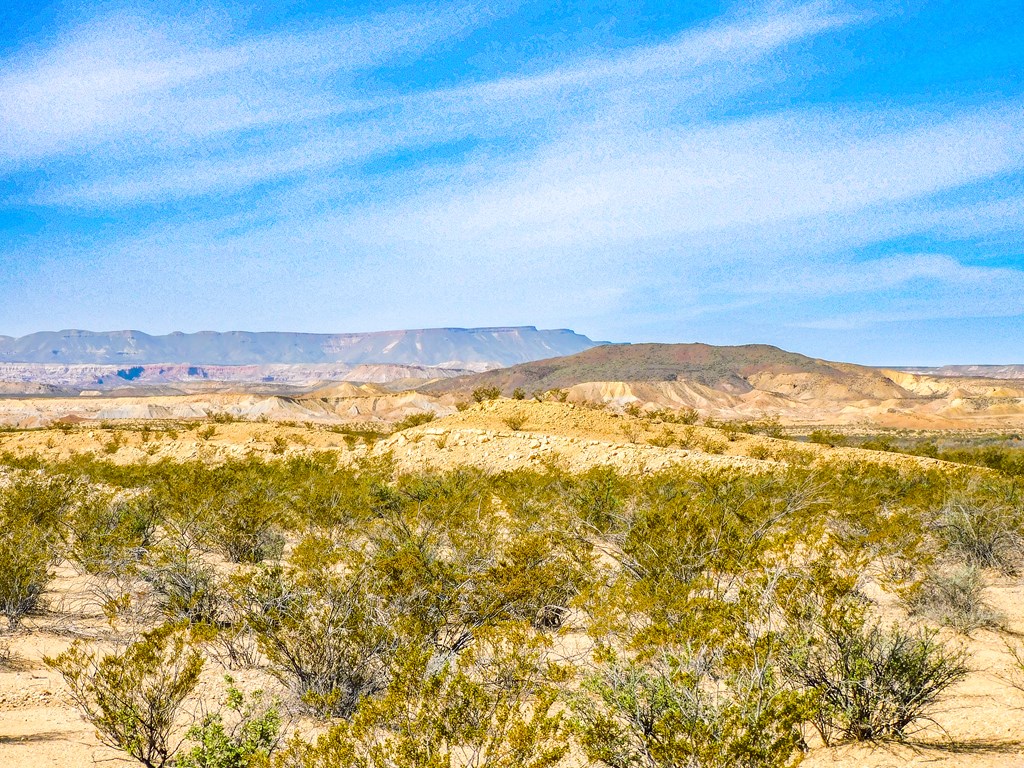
647 428 676 448
46 625 203 768
143 546 223 626
70 494 157 577
394 412 436 431
785 604 968 743
0 514 59 629
808 430 847 448
572 652 809 768
512 387 526 400
241 565 397 718
674 407 699 425
277 624 566 768
748 443 772 460
472 386 502 403
212 486 286 564
177 676 282 768
467 531 592 629
0 476 74 628
859 436 897 452
501 413 528 431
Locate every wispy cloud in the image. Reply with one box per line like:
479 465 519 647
20 1 857 206
0 1 502 167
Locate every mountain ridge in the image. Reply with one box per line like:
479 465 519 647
0 327 604 367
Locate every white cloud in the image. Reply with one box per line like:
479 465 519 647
336 104 1024 256
22 1 858 206
0 2 499 166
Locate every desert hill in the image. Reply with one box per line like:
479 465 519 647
425 343 1024 428
425 343 908 397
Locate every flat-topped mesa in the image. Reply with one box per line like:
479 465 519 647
0 327 606 367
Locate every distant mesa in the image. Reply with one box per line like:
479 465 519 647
0 327 603 367
0 327 607 394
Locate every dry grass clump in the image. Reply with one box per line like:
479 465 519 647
905 566 1004 634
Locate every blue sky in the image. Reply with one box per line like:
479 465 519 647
1 0 1023 365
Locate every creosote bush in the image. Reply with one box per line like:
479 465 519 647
785 599 968 743
277 623 567 768
239 559 398 718
70 493 157 577
394 412 436 431
46 624 203 768
501 412 528 431
936 487 1024 574
572 651 810 768
0 475 75 628
143 545 223 626
472 386 502 403
4 444 1021 763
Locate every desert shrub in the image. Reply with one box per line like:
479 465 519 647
512 387 526 400
720 421 744 442
501 412 528 431
904 566 1002 634
859 436 897 452
748 443 772 460
785 602 968 743
212 485 287 565
560 466 628 534
606 471 821 647
0 476 75 628
46 624 203 768
648 428 676 448
620 422 641 444
103 431 126 454
910 441 940 459
70 493 158 577
935 490 1024 574
177 676 282 768
394 412 436 431
277 624 567 768
472 386 502 403
808 430 847 448
467 530 593 630
741 416 784 438
699 436 726 455
0 512 61 629
143 546 223 626
572 652 809 768
241 561 398 718
0 472 77 527
671 407 700 425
